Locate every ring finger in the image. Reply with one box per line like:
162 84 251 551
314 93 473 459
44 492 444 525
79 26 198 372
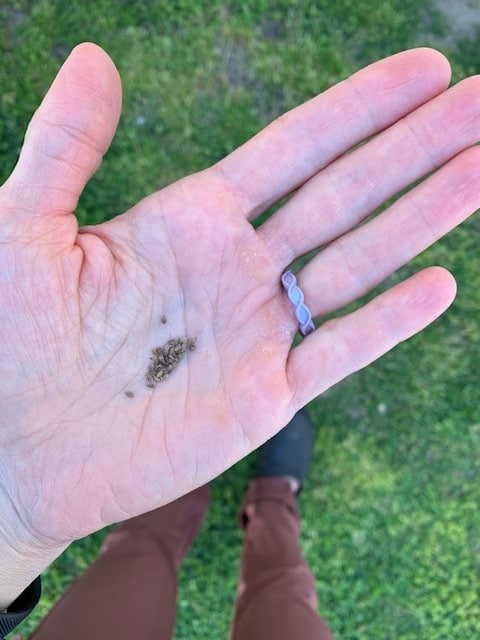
289 144 480 322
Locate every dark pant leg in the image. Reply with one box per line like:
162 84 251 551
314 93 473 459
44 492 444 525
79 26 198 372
230 478 334 640
30 485 210 640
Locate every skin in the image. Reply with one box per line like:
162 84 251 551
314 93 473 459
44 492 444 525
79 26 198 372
1 43 480 610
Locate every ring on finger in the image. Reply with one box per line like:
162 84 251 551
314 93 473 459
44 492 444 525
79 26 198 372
281 270 315 336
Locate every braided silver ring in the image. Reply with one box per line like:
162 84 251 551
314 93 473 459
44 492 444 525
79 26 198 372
281 270 315 336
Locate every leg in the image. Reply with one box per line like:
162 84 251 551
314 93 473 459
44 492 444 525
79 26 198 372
230 412 334 640
30 485 210 640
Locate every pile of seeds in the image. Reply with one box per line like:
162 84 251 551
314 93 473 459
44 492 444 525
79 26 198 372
146 337 196 387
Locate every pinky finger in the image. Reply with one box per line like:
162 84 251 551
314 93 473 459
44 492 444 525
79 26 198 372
287 267 457 408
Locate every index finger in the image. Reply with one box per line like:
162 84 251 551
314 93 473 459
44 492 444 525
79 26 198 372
213 48 451 219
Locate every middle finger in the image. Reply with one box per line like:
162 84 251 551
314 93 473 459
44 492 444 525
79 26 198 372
259 76 480 266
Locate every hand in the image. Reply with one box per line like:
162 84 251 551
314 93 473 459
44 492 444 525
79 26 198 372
1 44 479 602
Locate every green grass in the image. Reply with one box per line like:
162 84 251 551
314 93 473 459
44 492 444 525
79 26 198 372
1 1 479 638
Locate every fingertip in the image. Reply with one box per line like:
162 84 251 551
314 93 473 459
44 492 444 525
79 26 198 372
70 41 120 77
61 41 122 118
401 267 457 330
70 41 111 57
364 47 452 95
409 47 452 85
425 265 457 309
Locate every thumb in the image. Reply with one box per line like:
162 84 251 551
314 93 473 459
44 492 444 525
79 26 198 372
1 42 122 243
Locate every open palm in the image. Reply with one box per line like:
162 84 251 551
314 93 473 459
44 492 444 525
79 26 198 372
1 44 480 588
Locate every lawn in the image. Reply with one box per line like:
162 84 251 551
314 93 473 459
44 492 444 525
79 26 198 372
1 1 479 638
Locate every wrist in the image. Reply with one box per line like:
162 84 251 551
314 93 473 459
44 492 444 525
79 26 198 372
0 487 67 610
0 534 66 610
0 576 42 637
0 449 68 610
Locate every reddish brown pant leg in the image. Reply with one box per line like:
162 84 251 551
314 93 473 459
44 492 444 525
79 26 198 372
230 478 334 640
30 485 210 640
